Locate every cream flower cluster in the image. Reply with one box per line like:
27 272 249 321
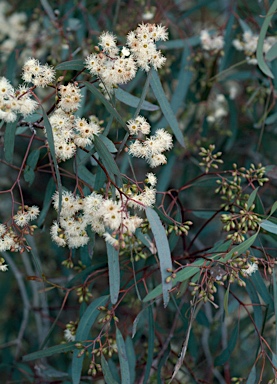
126 23 168 71
0 206 40 271
22 58 56 87
200 30 224 53
50 184 157 249
128 116 173 168
85 23 167 91
233 31 277 65
47 108 101 162
0 77 38 122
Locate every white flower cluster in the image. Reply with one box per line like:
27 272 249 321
85 23 167 91
47 107 101 162
0 206 40 260
22 58 56 87
233 31 277 65
206 94 228 124
242 262 258 276
0 77 38 122
200 30 224 53
126 23 168 71
50 185 156 249
13 205 40 227
128 116 173 167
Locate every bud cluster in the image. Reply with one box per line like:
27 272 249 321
199 144 223 173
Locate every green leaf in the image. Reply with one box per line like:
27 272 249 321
150 70 185 148
245 279 263 332
247 187 259 210
125 336 136 384
99 134 117 152
37 177 56 227
116 328 131 384
115 87 159 111
270 201 277 216
71 296 109 384
250 271 274 312
23 342 77 361
246 364 256 384
55 59 84 71
260 220 277 235
219 232 258 263
256 0 277 78
94 135 123 187
145 207 173 307
223 286 230 316
214 323 239 366
106 242 120 304
143 306 154 384
143 258 204 303
101 355 120 384
76 164 95 187
4 119 18 163
265 41 277 62
24 149 40 186
84 81 127 130
42 108 62 217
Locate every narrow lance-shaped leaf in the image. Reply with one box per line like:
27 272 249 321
42 108 62 218
150 69 185 147
116 328 131 384
84 81 127 130
145 207 173 307
71 296 109 384
256 0 277 78
101 355 120 384
115 87 159 111
56 59 84 71
94 135 123 187
106 242 120 304
143 306 155 384
4 118 18 163
214 322 239 366
247 187 259 210
23 342 77 361
260 220 277 235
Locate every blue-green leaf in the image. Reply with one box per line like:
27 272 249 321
150 70 185 147
84 81 127 130
143 306 154 384
246 364 256 384
247 188 259 210
260 220 277 235
214 323 239 366
256 0 277 78
37 177 56 227
265 41 277 62
24 149 40 185
101 355 120 384
116 328 131 384
42 109 62 217
115 87 159 111
94 135 123 187
125 336 136 384
23 342 77 361
71 296 109 384
55 59 84 71
106 242 120 304
145 207 173 307
4 119 18 163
